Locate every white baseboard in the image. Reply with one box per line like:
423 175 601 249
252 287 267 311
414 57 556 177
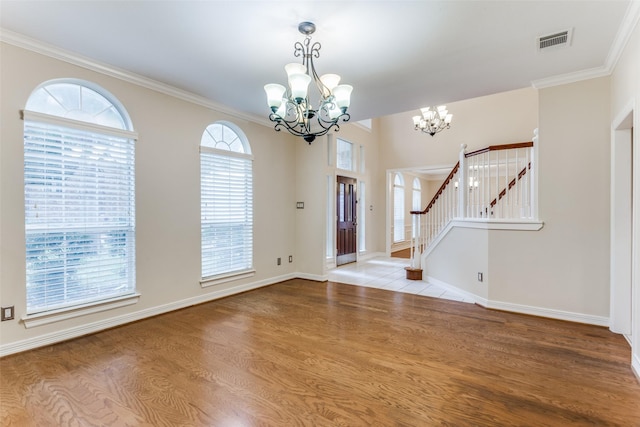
484 299 609 326
633 353 640 383
425 275 488 306
326 252 386 271
295 272 328 282
424 275 608 327
358 251 386 261
0 272 298 357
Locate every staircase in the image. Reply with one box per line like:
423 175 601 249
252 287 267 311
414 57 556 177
408 136 537 269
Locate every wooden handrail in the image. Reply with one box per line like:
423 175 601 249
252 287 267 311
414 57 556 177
411 161 460 215
411 141 534 216
465 141 533 158
489 162 531 208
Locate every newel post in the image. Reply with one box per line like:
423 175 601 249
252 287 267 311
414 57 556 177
458 144 468 218
530 128 538 219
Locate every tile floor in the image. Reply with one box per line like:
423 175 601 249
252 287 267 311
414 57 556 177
327 256 474 304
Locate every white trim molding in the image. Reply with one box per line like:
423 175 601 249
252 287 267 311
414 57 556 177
425 275 608 326
531 66 610 89
423 218 544 258
296 272 328 282
532 1 640 89
425 275 489 307
0 29 272 128
606 0 640 72
357 251 386 262
200 270 256 288
484 299 609 327
22 293 141 329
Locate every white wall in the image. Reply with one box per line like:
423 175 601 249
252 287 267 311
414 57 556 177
0 42 301 352
487 77 611 322
424 227 489 300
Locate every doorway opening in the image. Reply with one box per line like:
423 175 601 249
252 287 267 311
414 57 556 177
336 175 357 266
610 105 634 342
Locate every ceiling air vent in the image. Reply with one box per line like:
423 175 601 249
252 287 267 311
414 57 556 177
537 29 572 51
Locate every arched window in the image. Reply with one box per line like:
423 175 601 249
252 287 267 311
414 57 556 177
200 122 253 281
412 178 422 239
412 178 422 210
23 80 136 314
393 173 405 243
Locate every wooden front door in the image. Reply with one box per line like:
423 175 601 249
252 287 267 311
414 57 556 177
336 176 357 266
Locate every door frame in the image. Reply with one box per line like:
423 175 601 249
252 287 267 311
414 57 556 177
335 174 358 266
611 102 634 337
610 99 638 379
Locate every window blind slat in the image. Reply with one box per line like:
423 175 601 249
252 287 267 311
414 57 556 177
24 117 135 314
200 126 253 279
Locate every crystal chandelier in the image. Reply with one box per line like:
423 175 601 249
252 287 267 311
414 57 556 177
264 22 353 144
413 106 453 136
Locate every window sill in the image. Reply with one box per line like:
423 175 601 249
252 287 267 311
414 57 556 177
200 269 256 288
22 293 141 329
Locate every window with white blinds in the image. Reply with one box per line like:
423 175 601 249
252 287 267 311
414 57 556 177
393 173 405 243
23 81 136 314
200 123 253 280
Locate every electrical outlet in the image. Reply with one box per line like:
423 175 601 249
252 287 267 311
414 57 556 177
478 272 483 282
277 257 281 266
289 255 293 263
1 306 15 321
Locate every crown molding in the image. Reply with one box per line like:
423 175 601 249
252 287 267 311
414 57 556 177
0 28 273 128
532 0 640 89
606 0 640 71
531 65 611 89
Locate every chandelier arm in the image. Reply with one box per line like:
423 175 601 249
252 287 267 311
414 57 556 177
272 119 308 138
268 111 349 139
303 38 330 99
309 41 321 59
311 125 337 138
316 112 350 130
293 41 305 59
269 102 301 127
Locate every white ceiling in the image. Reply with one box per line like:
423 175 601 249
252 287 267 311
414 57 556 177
0 1 636 122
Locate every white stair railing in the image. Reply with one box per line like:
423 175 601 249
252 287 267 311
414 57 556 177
410 138 536 262
464 141 535 219
410 161 460 264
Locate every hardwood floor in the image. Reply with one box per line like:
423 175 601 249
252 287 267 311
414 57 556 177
390 247 412 258
2 279 639 426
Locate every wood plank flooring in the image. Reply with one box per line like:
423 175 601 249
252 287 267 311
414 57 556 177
1 279 639 426
390 248 411 258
